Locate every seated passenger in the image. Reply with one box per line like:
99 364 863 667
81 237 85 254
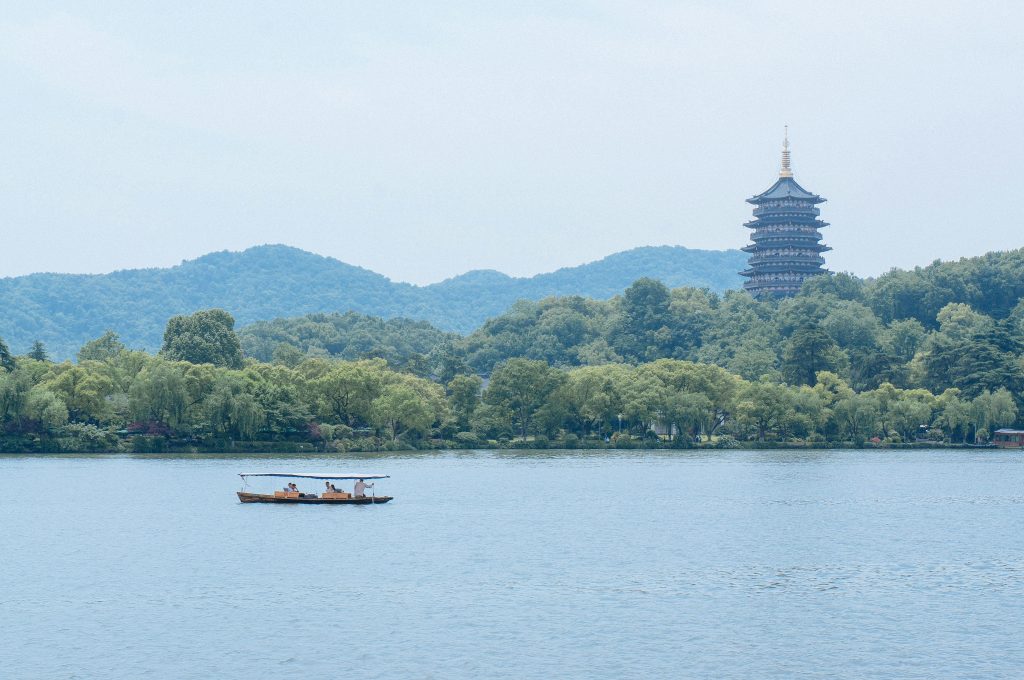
353 479 373 498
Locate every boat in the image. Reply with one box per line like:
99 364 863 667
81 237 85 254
236 472 392 504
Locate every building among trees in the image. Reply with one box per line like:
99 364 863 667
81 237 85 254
741 129 831 298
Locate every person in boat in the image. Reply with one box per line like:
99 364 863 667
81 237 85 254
353 479 373 498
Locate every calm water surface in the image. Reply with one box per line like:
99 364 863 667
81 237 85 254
2 449 1023 679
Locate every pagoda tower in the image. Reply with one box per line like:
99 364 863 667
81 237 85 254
740 129 830 298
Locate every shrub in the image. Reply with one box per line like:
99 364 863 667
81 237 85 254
56 423 121 452
454 431 481 447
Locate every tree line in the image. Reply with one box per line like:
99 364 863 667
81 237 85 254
0 295 1019 451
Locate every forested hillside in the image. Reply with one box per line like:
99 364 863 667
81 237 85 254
0 244 746 359
3 248 1024 453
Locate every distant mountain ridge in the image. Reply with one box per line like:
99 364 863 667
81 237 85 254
0 244 747 359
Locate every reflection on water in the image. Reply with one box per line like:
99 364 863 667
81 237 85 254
2 449 1023 679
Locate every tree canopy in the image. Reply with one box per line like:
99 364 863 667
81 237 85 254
160 309 244 369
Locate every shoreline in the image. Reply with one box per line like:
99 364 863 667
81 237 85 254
0 440 1002 455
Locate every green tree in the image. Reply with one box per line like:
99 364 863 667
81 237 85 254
24 386 69 433
433 339 470 384
311 359 385 426
612 278 674 361
0 337 14 372
620 369 665 435
870 382 901 438
637 360 741 438
735 380 794 441
660 391 712 441
800 271 865 301
921 312 1023 397
160 309 244 368
0 367 36 430
697 291 781 380
971 389 1018 441
470 403 513 440
485 358 563 439
833 392 880 445
554 364 631 437
27 341 49 362
937 390 972 442
271 343 305 368
129 360 190 428
447 374 483 431
204 372 263 440
245 363 311 436
888 390 934 442
886 319 927 364
936 303 992 340
43 362 116 423
786 385 828 439
78 331 126 363
782 324 847 386
371 375 446 441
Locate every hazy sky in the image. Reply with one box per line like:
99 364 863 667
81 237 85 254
2 1 1022 285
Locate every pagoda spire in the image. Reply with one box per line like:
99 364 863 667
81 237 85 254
779 125 793 178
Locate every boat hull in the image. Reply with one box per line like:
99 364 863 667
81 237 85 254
237 492 393 504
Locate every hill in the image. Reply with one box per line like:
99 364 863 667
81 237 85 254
0 244 746 360
426 246 744 313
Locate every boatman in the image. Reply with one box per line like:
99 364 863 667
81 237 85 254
353 478 373 498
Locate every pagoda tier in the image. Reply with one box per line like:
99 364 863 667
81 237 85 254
741 238 831 252
740 131 830 299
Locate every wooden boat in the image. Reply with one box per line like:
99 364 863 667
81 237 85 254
237 472 392 504
237 491 392 504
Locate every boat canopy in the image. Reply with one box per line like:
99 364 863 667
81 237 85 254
239 472 390 480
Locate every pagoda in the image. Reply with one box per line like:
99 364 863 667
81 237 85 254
740 128 830 298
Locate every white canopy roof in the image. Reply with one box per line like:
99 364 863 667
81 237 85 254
239 472 389 480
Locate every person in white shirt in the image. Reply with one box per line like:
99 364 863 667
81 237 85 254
353 479 373 497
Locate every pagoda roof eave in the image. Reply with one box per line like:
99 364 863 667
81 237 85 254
747 176 825 204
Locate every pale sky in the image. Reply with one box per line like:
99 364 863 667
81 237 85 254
1 1 1022 285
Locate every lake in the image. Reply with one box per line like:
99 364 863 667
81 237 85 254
2 449 1023 679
